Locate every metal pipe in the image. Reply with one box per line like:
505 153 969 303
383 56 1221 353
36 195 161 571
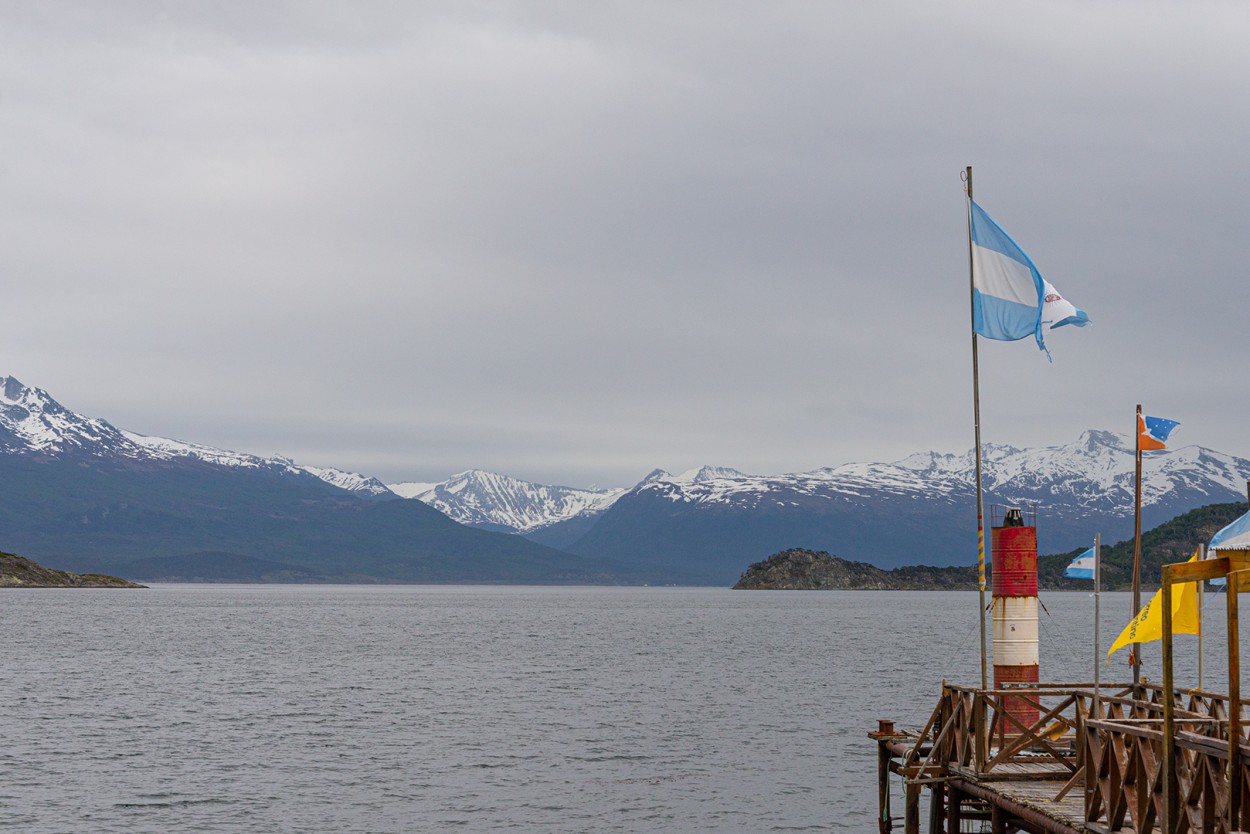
953 778 1081 834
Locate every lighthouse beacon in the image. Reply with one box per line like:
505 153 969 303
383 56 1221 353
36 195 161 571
991 505 1040 726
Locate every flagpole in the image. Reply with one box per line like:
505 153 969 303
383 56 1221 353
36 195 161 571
1132 403 1143 688
965 165 988 691
1094 532 1101 717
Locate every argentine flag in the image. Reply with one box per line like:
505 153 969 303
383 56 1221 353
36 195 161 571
970 201 1089 357
1062 547 1096 580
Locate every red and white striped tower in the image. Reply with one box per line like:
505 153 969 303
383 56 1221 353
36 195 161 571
991 506 1039 727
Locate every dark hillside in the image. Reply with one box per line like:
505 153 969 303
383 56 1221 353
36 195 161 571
1040 502 1245 590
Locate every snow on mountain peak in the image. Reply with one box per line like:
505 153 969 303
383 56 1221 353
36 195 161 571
0 375 392 497
389 469 626 532
299 466 395 497
670 465 749 484
618 433 1250 518
388 480 440 500
0 375 132 455
119 431 394 496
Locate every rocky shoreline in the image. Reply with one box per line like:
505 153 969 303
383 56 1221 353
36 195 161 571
0 552 145 588
733 548 977 590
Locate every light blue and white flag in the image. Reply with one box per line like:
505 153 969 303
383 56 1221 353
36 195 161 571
1062 547 1096 580
1208 511 1250 586
970 201 1089 358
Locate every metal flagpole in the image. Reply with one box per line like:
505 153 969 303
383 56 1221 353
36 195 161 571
1094 532 1101 716
1132 403 1143 688
964 165 988 691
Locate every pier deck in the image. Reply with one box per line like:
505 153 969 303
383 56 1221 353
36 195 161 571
872 682 1250 834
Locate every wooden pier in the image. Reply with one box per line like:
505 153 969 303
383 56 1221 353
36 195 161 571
872 552 1250 833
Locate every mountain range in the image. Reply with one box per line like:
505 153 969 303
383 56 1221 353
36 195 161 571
0 377 680 584
2 374 1247 586
391 436 1250 583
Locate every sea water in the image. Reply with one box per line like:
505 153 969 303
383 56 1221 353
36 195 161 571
0 586 1235 832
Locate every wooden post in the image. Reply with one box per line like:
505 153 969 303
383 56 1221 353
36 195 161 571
1132 404 1143 689
946 786 961 833
877 741 892 833
904 781 921 834
928 781 944 834
974 691 987 773
1228 570 1242 832
1161 570 1176 833
991 802 1007 834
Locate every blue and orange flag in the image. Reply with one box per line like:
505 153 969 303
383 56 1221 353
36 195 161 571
1138 415 1179 451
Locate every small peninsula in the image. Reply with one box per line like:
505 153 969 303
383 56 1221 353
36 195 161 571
733 548 976 590
0 551 145 588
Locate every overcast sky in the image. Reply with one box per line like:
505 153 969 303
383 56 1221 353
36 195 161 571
1 1 1246 487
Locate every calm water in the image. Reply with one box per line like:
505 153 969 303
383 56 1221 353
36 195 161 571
0 586 1236 832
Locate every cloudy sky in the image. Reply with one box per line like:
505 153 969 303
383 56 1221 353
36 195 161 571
1 1 1246 487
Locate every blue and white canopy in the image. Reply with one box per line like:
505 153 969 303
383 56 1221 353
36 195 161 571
1211 511 1250 551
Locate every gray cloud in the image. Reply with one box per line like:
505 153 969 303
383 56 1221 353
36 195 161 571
1 1 1246 486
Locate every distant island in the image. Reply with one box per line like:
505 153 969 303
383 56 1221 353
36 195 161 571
734 548 976 590
0 551 145 588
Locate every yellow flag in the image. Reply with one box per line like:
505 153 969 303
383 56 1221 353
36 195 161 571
1107 549 1201 660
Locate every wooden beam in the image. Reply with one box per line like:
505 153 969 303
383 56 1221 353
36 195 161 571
1166 556 1229 584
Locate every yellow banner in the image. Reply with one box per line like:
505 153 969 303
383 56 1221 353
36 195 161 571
1107 549 1201 660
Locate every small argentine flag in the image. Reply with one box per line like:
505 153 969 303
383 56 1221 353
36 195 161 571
1062 547 1096 580
970 200 1090 358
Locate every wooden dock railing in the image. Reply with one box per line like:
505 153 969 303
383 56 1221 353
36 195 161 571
875 681 1250 833
1084 685 1250 834
874 552 1250 832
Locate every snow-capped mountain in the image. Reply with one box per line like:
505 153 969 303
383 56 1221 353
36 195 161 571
0 375 640 584
390 469 625 533
0 376 393 497
389 465 753 538
390 432 1250 583
613 431 1250 519
7 371 1246 586
898 429 1250 515
392 435 1250 570
0 375 133 455
570 431 1250 581
629 462 948 507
